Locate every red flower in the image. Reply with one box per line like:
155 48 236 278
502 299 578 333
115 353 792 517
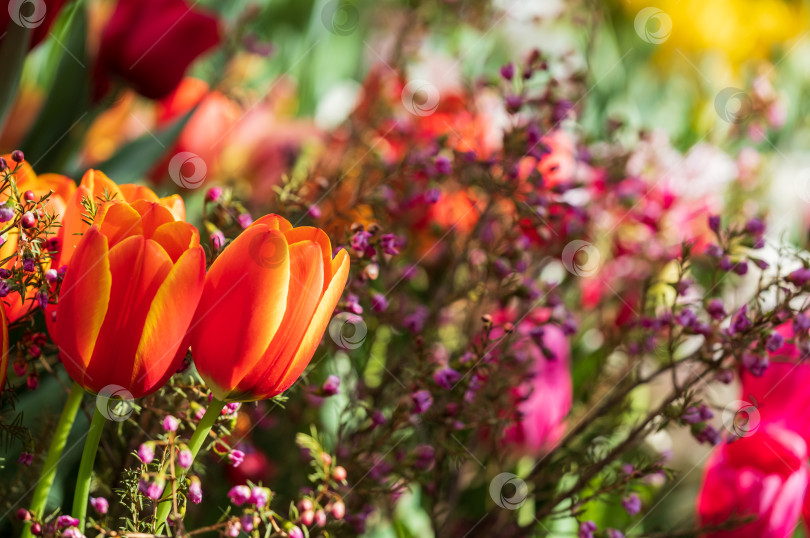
95 0 221 100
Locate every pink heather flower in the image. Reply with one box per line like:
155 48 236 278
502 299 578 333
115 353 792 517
146 479 165 500
697 425 807 537
205 186 223 202
90 496 109 515
228 449 245 467
162 415 179 432
315 510 327 526
237 213 253 229
288 526 304 538
138 442 155 464
227 485 251 506
330 501 345 520
62 529 84 538
188 476 203 504
17 452 33 466
608 531 625 538
57 515 80 529
249 486 271 507
178 448 193 469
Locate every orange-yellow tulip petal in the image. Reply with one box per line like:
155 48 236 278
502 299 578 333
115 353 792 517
97 202 144 247
132 244 205 395
80 169 123 200
190 225 291 399
88 236 173 395
269 248 350 395
158 194 186 221
119 183 159 203
55 228 111 386
234 239 325 400
284 226 333 293
152 221 200 263
251 214 292 233
129 200 176 237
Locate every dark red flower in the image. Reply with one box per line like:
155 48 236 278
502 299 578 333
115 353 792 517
95 0 220 100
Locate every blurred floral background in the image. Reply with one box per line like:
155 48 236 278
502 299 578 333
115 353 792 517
4 0 810 537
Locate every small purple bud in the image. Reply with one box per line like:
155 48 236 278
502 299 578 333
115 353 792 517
11 150 24 163
0 206 14 222
308 205 322 219
20 212 36 229
795 313 810 335
44 268 58 284
734 262 748 275
766 331 785 352
704 243 723 258
433 367 461 390
708 215 721 233
719 256 733 271
411 389 433 414
500 62 515 80
146 479 165 500
371 293 388 312
681 407 702 424
22 258 35 272
249 486 271 507
425 188 441 204
742 351 769 377
745 218 765 236
380 233 399 255
579 521 597 538
608 530 626 538
434 156 452 175
322 375 340 396
706 299 726 320
622 493 642 515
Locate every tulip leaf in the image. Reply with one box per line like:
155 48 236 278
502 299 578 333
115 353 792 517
92 105 197 182
20 0 89 172
0 23 33 134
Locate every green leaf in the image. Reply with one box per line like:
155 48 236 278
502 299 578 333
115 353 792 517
91 106 197 182
20 0 89 172
0 23 33 131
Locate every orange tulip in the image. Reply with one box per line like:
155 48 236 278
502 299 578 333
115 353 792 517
57 169 185 267
50 200 205 397
189 214 350 402
0 156 76 322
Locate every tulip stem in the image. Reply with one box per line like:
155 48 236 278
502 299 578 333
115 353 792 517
153 397 225 533
22 382 84 538
73 405 106 530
